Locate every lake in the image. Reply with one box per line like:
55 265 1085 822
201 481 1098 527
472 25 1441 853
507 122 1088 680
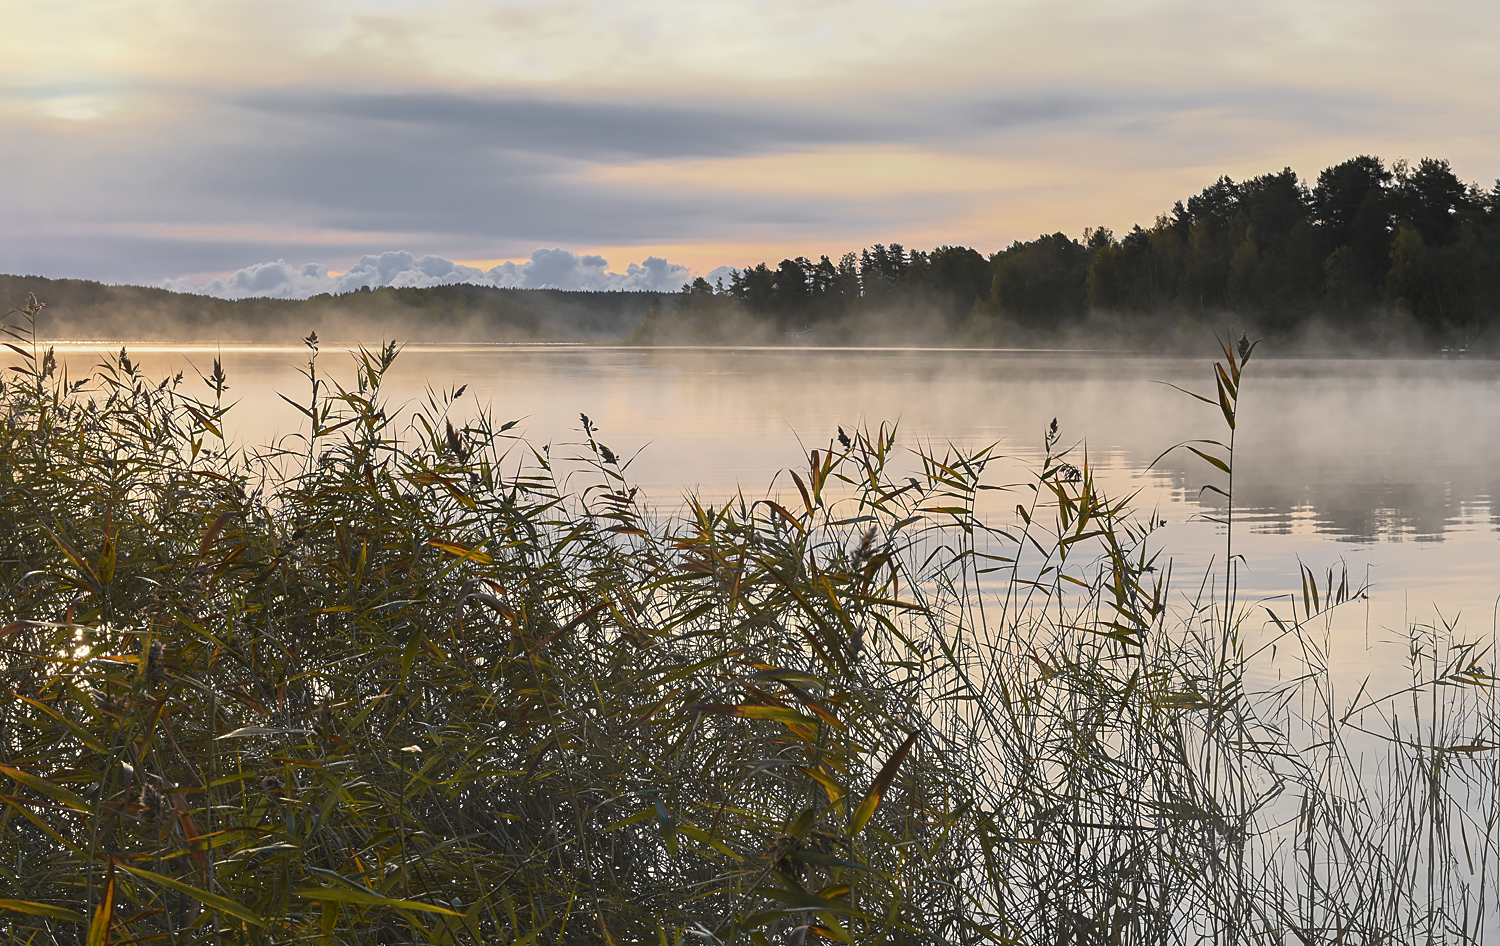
50 342 1500 683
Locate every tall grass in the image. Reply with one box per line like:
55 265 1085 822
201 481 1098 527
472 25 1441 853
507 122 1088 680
0 293 1495 945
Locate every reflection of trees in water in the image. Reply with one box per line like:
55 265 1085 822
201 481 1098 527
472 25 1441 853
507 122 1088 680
1147 452 1500 541
86 346 1500 548
652 351 1500 547
1123 359 1500 543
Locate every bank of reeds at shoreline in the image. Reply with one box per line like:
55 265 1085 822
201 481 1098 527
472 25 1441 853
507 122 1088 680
0 294 1496 945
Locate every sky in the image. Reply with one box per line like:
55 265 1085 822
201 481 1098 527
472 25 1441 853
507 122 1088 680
3 0 1498 297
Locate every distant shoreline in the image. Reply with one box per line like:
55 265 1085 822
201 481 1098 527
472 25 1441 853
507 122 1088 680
5 271 1489 359
29 338 1492 361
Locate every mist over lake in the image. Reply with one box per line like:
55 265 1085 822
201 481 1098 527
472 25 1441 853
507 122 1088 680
56 342 1500 672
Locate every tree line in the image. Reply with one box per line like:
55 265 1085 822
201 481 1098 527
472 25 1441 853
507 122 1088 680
0 275 661 343
660 155 1500 347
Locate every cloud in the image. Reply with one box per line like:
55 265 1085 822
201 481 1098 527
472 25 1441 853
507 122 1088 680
162 249 694 299
704 265 739 287
5 0 1500 287
0 89 881 283
245 90 890 161
485 248 693 291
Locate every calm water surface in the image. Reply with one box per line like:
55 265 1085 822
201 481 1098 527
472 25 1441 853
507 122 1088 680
54 343 1500 679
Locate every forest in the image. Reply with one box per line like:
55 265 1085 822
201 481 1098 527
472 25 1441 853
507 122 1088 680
0 276 660 344
645 155 1500 350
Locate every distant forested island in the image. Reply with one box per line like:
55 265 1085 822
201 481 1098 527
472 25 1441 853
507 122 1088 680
5 155 1497 352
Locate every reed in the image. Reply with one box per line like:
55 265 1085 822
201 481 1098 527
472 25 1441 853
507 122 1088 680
0 294 1494 945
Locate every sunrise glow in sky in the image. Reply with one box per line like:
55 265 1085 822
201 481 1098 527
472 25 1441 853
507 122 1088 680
3 0 1498 295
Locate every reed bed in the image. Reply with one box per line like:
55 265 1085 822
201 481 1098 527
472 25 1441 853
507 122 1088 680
0 294 1495 945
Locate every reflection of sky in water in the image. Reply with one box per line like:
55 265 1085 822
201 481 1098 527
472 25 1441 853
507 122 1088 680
48 344 1500 681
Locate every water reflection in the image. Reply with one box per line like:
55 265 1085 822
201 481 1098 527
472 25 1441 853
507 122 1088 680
48 343 1500 652
1225 359 1500 542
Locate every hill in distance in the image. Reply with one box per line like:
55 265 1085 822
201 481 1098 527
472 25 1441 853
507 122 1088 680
0 275 663 344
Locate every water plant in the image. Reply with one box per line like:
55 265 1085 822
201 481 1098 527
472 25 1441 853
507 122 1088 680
0 295 1495 944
